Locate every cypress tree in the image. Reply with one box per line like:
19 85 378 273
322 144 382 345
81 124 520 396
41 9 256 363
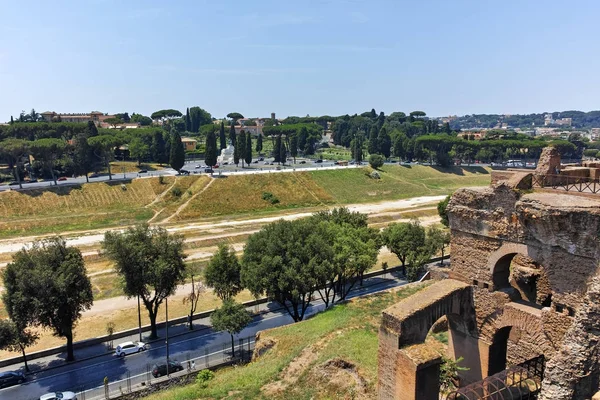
229 124 236 147
298 127 308 153
274 136 281 163
185 108 191 132
377 127 392 158
219 121 226 150
256 134 263 154
245 132 252 166
368 125 379 154
290 135 298 164
205 130 217 167
238 130 246 167
280 137 287 165
151 130 166 165
10 116 14 124
169 130 185 172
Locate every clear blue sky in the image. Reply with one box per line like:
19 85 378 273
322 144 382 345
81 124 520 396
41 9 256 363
1 0 599 122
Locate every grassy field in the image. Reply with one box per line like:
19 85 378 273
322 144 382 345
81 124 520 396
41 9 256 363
0 165 489 238
310 165 491 204
0 177 174 238
175 172 334 220
143 282 430 400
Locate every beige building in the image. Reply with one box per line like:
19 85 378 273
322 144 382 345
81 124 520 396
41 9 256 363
181 137 198 151
40 111 115 125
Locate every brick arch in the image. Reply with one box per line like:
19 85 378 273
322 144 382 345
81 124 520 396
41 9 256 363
487 242 531 275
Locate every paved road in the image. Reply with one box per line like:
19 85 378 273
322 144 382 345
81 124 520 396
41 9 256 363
0 270 412 400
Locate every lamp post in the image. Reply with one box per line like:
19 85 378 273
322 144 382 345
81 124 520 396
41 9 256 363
137 295 142 342
165 297 170 374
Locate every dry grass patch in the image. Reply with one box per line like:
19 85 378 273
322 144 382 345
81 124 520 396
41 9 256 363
177 173 334 219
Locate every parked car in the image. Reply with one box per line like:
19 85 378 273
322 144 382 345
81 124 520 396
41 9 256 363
204 168 214 173
8 181 20 186
222 162 229 165
253 160 259 163
315 159 323 163
39 392 77 400
152 360 184 377
138 169 148 174
0 371 25 388
194 165 202 169
115 341 146 357
213 164 219 168
89 173 100 178
264 161 270 165
179 170 190 175
258 157 264 161
57 177 67 181
299 160 306 164
26 179 38 183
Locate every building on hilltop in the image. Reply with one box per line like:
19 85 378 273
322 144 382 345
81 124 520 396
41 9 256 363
40 111 116 125
377 147 600 400
181 137 198 151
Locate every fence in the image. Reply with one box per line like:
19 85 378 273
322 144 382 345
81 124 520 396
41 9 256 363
73 335 255 400
532 173 600 194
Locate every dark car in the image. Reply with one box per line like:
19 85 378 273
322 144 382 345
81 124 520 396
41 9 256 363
138 169 148 174
258 157 264 161
8 181 20 186
315 159 323 163
27 179 38 183
204 168 214 173
89 173 100 178
152 360 183 378
299 160 306 164
0 371 25 388
179 170 190 175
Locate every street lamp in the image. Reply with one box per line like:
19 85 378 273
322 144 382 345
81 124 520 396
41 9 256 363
165 297 170 375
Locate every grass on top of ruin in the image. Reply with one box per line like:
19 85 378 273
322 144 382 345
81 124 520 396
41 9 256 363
143 282 430 400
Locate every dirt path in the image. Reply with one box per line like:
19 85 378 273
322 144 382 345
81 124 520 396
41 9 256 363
0 195 446 255
162 178 215 223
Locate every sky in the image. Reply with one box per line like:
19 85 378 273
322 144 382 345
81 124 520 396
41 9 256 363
1 0 599 122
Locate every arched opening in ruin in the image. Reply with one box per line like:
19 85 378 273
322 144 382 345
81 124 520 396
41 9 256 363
491 253 552 307
488 326 511 375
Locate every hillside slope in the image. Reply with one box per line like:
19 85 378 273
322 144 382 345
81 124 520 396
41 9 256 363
143 282 430 400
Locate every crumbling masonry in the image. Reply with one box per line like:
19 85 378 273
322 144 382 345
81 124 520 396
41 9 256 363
378 148 600 399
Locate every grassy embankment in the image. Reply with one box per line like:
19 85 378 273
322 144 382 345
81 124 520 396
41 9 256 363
144 282 431 400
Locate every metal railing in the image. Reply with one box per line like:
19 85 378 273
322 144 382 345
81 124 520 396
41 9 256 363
443 355 545 400
73 336 255 400
533 174 600 194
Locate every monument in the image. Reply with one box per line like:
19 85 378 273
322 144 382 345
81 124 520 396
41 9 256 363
217 143 235 165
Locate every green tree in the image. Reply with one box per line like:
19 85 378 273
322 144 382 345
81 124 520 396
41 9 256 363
245 132 253 166
368 154 384 169
205 244 242 301
426 226 451 262
131 113 153 126
169 130 185 172
0 317 38 372
10 116 14 124
289 134 298 164
129 137 149 166
104 117 122 128
256 133 263 154
151 130 167 165
227 112 244 122
151 109 182 121
382 220 427 269
3 237 93 361
219 121 226 150
73 126 94 182
241 219 319 322
0 139 29 188
438 195 451 227
377 126 392 158
238 130 247 167
210 300 251 357
368 125 379 154
30 138 66 185
185 107 191 132
351 133 364 164
298 127 308 153
205 128 218 167
189 107 212 133
279 136 287 165
229 124 236 147
102 225 187 339
274 135 282 163
89 135 120 180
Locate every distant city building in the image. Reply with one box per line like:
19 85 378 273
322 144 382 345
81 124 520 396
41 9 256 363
544 113 572 126
457 131 487 140
40 111 115 124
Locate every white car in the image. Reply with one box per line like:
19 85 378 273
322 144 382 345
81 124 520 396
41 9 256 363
115 341 146 357
39 392 77 400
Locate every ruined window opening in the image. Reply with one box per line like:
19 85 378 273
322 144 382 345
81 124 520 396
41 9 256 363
555 304 564 313
473 279 479 286
567 307 575 317
488 326 512 375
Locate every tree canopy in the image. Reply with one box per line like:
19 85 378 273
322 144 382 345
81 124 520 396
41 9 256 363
205 244 242 301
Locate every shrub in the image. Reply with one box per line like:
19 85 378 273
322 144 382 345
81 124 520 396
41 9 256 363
158 175 165 185
262 191 280 205
120 184 127 191
171 187 182 197
369 154 385 169
197 369 214 388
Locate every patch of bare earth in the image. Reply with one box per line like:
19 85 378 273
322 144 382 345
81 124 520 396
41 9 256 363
260 330 346 397
312 358 370 399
